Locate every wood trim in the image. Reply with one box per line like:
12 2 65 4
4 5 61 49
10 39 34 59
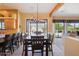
48 3 64 17
0 9 18 11
53 16 79 20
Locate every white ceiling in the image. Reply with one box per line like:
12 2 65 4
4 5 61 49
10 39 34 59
1 3 79 16
53 3 79 16
0 3 55 13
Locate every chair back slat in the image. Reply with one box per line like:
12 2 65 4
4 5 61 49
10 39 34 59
31 36 44 49
51 34 54 43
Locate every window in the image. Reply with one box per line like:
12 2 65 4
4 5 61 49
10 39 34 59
75 23 79 31
30 22 37 33
55 23 64 32
0 20 5 30
67 23 79 32
67 23 75 32
26 19 48 34
54 23 64 38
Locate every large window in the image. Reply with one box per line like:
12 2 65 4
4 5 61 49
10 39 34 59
54 23 64 38
0 20 5 30
55 23 64 32
53 20 79 37
67 23 75 32
75 23 79 31
30 22 37 33
38 21 47 33
26 19 48 34
67 23 79 32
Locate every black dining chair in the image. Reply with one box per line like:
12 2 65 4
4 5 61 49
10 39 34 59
22 33 28 56
11 33 18 52
48 34 54 56
19 32 23 45
16 33 20 47
0 35 13 56
0 40 5 55
31 36 44 56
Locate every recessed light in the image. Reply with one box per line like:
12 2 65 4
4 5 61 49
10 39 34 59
30 6 34 10
60 10 64 13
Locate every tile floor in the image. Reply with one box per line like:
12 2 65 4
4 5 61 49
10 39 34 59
11 38 64 56
0 37 64 56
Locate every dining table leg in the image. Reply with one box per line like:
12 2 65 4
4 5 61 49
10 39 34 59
25 42 28 56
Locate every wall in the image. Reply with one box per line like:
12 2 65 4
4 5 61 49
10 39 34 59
0 5 53 34
0 6 18 34
20 12 53 33
17 11 21 32
47 16 53 33
4 19 15 29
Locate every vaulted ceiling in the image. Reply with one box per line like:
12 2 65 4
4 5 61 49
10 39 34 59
0 3 55 13
0 3 79 17
53 3 79 16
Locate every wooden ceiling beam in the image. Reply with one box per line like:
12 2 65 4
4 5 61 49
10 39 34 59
48 3 64 17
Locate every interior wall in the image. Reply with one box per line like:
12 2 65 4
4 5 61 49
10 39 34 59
47 16 53 33
0 5 18 34
0 4 53 33
20 12 53 33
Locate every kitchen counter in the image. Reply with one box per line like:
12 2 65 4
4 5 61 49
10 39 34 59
64 36 79 56
66 36 79 41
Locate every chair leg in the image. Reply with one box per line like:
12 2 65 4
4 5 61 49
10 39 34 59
2 47 6 56
48 45 51 51
22 50 24 56
41 49 43 56
32 50 34 56
51 45 53 56
9 47 12 54
1 48 4 55
12 45 14 53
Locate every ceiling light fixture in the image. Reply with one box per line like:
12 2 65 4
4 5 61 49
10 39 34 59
36 3 38 22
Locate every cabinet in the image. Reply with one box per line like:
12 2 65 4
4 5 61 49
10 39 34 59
0 9 18 34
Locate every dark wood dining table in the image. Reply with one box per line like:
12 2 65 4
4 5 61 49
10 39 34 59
23 34 50 56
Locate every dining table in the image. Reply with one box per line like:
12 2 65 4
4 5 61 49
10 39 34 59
23 33 50 56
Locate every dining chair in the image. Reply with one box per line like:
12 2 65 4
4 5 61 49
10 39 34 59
16 33 20 47
1 35 13 56
19 32 23 45
22 32 29 56
0 39 5 55
48 33 54 56
31 36 44 56
11 33 18 52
